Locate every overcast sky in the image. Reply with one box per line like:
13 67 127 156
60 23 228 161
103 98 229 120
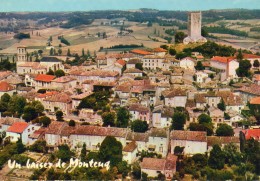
0 0 259 12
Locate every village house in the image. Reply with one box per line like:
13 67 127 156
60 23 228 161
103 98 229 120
6 122 41 145
130 49 152 58
152 105 174 128
140 154 177 179
210 56 238 81
126 58 142 69
195 71 208 83
96 55 107 68
0 81 16 97
207 136 240 151
0 71 13 81
34 74 56 91
126 131 149 151
241 129 260 142
124 68 143 77
170 130 207 155
69 125 128 151
69 69 119 84
217 91 244 113
128 103 150 123
45 121 68 151
225 110 244 127
0 116 23 132
236 84 260 105
28 127 46 145
122 141 138 164
179 57 195 70
163 89 187 107
208 107 225 128
71 91 93 109
42 92 72 115
142 55 164 70
147 128 169 158
186 108 203 126
51 76 77 90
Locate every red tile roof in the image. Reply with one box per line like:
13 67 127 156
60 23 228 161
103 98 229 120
254 75 260 81
250 97 260 105
153 47 167 52
35 74 55 82
7 122 29 133
140 158 165 170
242 129 260 141
131 49 152 56
242 53 260 59
123 141 137 152
116 59 126 66
171 130 207 142
211 56 235 64
0 81 15 92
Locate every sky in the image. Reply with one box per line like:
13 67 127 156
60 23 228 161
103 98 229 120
0 0 259 12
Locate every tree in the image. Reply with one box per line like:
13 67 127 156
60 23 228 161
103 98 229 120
174 146 184 155
189 122 213 136
47 69 55 75
80 143 87 161
56 144 74 162
58 48 62 55
67 48 71 56
253 59 260 68
69 120 75 127
54 69 65 77
22 105 37 122
135 63 143 70
223 143 242 166
169 48 176 56
39 116 51 127
49 48 54 56
198 114 212 124
130 120 148 133
175 32 186 43
82 48 85 57
8 95 26 116
117 161 130 178
102 112 115 127
195 61 205 70
208 144 225 169
244 138 260 174
237 49 243 61
201 28 209 37
236 59 252 77
1 93 11 103
16 139 26 154
132 161 141 179
99 136 123 167
56 111 64 122
29 140 47 153
116 107 130 128
171 112 186 130
49 36 53 42
217 98 226 111
216 124 234 136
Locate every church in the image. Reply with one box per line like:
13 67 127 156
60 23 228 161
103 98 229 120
16 46 64 75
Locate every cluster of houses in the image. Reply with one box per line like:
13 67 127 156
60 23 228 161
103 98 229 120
0 46 260 179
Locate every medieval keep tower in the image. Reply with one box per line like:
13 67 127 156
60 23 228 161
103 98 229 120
183 11 207 44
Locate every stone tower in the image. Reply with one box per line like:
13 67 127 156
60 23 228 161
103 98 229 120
17 46 27 63
183 11 207 44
